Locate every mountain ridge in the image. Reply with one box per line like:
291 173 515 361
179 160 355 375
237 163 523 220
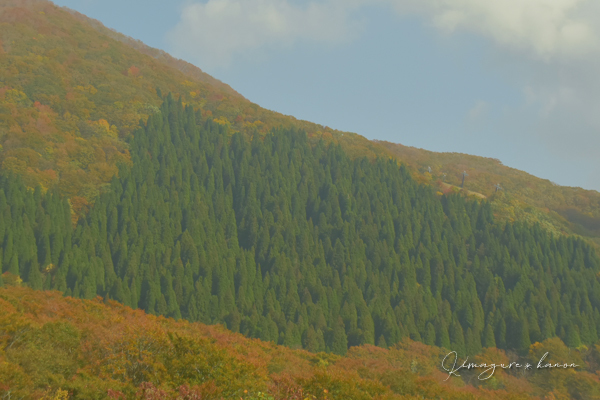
378 140 600 247
0 0 384 218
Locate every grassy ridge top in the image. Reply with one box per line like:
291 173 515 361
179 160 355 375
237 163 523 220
379 141 600 246
2 286 599 399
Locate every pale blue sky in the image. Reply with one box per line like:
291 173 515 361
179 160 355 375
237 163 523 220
52 0 600 191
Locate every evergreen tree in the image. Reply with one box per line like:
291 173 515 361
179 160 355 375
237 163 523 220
483 323 496 348
329 317 348 355
566 324 582 348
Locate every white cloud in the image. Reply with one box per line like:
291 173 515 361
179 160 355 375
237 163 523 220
166 0 364 70
167 0 600 67
389 0 600 174
386 0 600 60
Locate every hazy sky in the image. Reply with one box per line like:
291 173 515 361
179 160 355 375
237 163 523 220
52 0 600 191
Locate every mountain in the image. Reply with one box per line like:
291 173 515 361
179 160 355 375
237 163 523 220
1 286 599 399
1 1 600 398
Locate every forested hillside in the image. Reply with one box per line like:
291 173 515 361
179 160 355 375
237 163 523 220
2 95 600 358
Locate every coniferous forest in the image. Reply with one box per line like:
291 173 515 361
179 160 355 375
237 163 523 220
2 94 600 359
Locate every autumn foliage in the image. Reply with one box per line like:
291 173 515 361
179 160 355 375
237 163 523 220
0 287 599 399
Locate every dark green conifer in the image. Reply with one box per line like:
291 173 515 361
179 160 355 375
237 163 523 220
330 317 348 355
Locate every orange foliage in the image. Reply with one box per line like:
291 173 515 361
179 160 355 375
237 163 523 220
1 287 598 399
128 65 140 77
